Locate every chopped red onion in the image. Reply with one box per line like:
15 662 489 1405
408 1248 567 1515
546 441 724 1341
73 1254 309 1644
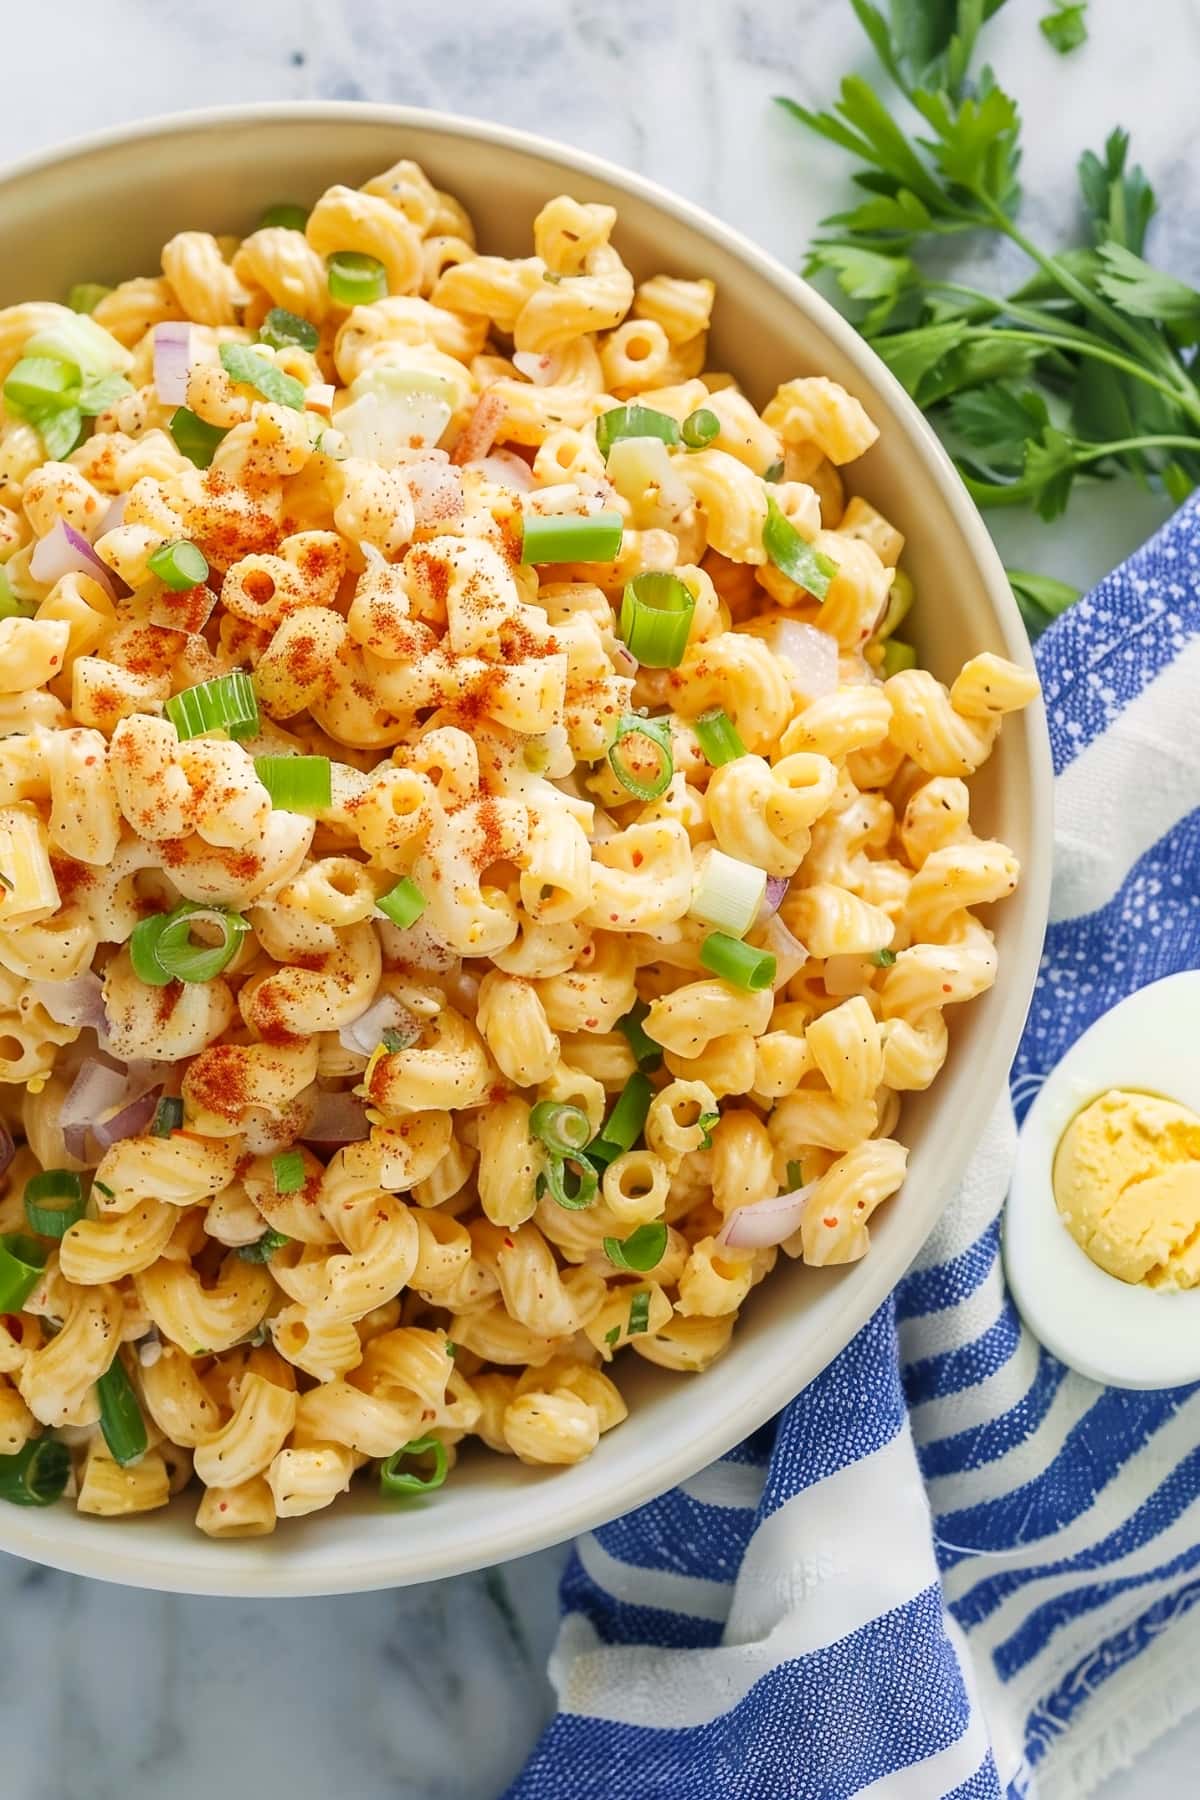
761 620 838 700
60 1059 133 1161
338 994 421 1058
512 350 558 386
93 1084 164 1152
758 912 810 991
465 450 535 492
717 1182 817 1250
451 387 507 466
758 876 789 923
153 322 193 406
30 971 105 1030
303 1089 370 1145
30 520 117 599
0 1120 14 1180
403 454 465 527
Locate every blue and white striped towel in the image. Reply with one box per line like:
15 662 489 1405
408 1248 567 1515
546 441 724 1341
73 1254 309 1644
507 494 1200 1800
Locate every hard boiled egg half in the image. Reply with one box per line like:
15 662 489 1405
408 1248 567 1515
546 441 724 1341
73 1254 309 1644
1004 971 1200 1389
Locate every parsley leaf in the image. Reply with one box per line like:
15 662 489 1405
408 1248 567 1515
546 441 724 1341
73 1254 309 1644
1039 2 1088 55
1094 243 1200 327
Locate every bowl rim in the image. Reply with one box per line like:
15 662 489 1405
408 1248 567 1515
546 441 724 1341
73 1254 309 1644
0 101 1053 1594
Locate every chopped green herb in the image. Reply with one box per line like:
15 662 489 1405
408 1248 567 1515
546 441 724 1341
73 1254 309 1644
604 1324 621 1349
272 1150 305 1194
1040 1 1087 54
259 307 319 353
603 1223 667 1273
237 1228 291 1263
627 1290 651 1336
93 1180 115 1200
871 948 898 968
444 1341 457 1358
616 999 663 1072
786 1160 805 1191
219 344 306 410
697 1110 719 1150
152 1096 183 1137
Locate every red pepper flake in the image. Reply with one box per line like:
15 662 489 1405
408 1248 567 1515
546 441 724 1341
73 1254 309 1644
941 984 953 994
823 1216 838 1229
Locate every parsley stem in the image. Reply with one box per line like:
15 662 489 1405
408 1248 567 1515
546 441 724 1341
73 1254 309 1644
922 305 1200 425
975 194 1197 400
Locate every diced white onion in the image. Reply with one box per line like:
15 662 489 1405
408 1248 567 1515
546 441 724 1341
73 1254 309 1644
465 450 536 491
605 435 693 525
760 619 839 700
757 912 810 991
338 993 422 1057
512 350 558 385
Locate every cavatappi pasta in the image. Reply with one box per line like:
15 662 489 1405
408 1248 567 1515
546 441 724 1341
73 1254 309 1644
0 159 1037 1532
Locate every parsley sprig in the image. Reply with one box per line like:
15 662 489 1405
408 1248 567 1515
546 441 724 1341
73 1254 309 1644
780 0 1200 635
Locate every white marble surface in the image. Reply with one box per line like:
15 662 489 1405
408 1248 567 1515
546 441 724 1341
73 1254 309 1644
1 1 1199 1795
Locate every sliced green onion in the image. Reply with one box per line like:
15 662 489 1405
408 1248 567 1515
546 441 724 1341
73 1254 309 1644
681 407 720 449
595 404 680 460
68 283 112 315
380 1434 448 1498
328 251 388 306
258 307 320 353
881 639 917 676
520 510 624 565
254 754 331 812
871 947 898 967
219 343 305 411
697 1111 719 1150
39 407 84 461
627 1290 651 1336
700 930 776 992
96 1356 147 1466
763 493 838 601
377 877 427 930
147 539 209 592
24 1170 85 1238
0 1437 70 1507
130 904 249 987
0 1234 47 1311
619 571 695 668
4 355 78 419
0 567 36 621
78 371 132 417
528 1101 592 1157
165 670 259 740
444 1341 458 1358
690 850 767 938
603 1222 667 1273
786 1160 805 1190
152 1096 184 1137
381 1027 416 1053
237 1228 291 1263
273 1150 306 1194
608 713 673 802
872 567 914 644
604 1324 621 1348
169 405 228 468
589 1072 654 1165
537 1154 599 1210
693 706 746 766
260 202 310 231
763 457 786 483
94 1180 114 1200
616 999 663 1071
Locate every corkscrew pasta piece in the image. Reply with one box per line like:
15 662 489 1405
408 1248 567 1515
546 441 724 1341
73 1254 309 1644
0 153 1037 1528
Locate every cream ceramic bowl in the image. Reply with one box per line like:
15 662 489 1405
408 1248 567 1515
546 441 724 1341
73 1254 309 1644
0 104 1052 1594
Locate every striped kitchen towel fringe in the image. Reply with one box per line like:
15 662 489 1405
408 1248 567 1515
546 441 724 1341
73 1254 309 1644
507 493 1200 1800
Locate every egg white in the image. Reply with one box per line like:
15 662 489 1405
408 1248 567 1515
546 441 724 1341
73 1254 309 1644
1004 970 1200 1389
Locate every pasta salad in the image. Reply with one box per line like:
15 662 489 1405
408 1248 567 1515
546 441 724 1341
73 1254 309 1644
0 158 1037 1531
